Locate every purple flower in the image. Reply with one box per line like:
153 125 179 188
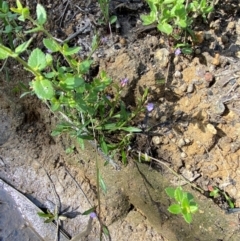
120 78 128 87
175 48 181 56
146 103 154 112
101 37 108 44
106 95 111 100
90 212 97 218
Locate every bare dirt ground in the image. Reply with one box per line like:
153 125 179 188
1 0 240 240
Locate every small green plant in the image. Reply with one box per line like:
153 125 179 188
208 186 235 209
140 0 214 50
98 0 117 27
37 209 66 223
0 0 22 49
165 186 198 224
0 0 147 164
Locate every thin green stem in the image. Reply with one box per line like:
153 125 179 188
0 44 41 77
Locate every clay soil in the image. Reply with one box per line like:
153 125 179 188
1 0 240 241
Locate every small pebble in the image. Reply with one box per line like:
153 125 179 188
221 35 229 44
213 101 225 115
152 136 161 145
204 71 214 84
174 70 182 78
180 152 187 158
178 138 186 147
185 138 191 144
173 56 179 65
187 83 194 93
206 124 217 135
227 21 235 31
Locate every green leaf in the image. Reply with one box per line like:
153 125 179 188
187 192 194 201
183 212 192 224
140 12 156 26
189 205 198 213
168 204 182 214
43 38 59 52
0 45 10 59
25 27 42 34
61 76 84 89
32 79 54 100
82 206 97 215
165 187 175 198
102 225 110 236
15 38 32 54
120 127 142 132
99 174 107 193
109 15 117 24
121 150 127 165
28 48 47 70
37 212 52 218
174 187 183 202
157 22 173 35
78 60 92 74
182 196 190 209
177 19 187 28
100 138 108 155
36 4 47 25
63 44 81 56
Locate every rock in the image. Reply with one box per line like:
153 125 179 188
174 70 182 78
185 138 191 144
180 152 187 158
212 53 220 66
154 48 170 68
204 71 214 85
187 83 194 93
212 101 225 115
173 56 179 65
221 35 229 44
178 138 186 147
206 124 217 135
227 21 235 31
152 136 162 145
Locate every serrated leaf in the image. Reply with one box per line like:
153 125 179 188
157 22 173 35
165 187 175 198
15 38 32 54
43 38 59 52
182 196 190 209
174 187 183 202
183 212 192 223
168 204 182 214
32 79 54 100
78 60 92 74
82 206 97 215
28 48 47 70
36 4 47 25
61 76 84 90
189 205 198 213
140 12 156 25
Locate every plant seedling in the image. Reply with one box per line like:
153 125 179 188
140 0 214 47
165 186 198 224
